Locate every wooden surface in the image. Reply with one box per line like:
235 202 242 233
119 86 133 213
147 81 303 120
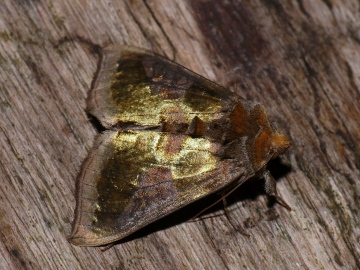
1 0 360 269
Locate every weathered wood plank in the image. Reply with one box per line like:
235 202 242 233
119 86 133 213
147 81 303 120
0 0 359 269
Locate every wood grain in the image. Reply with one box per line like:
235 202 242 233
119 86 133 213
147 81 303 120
1 0 359 269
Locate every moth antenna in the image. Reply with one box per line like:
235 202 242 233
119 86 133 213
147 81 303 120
189 213 224 222
189 180 245 221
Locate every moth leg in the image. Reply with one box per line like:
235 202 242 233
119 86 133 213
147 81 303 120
222 197 250 237
263 170 292 211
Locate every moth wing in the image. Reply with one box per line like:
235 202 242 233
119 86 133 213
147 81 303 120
68 131 248 246
88 45 240 128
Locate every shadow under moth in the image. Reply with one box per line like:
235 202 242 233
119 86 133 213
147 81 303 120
68 46 291 247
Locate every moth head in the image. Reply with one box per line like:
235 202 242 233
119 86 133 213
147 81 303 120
250 105 291 171
269 133 291 159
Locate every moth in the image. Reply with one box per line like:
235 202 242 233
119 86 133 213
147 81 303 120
68 46 291 246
